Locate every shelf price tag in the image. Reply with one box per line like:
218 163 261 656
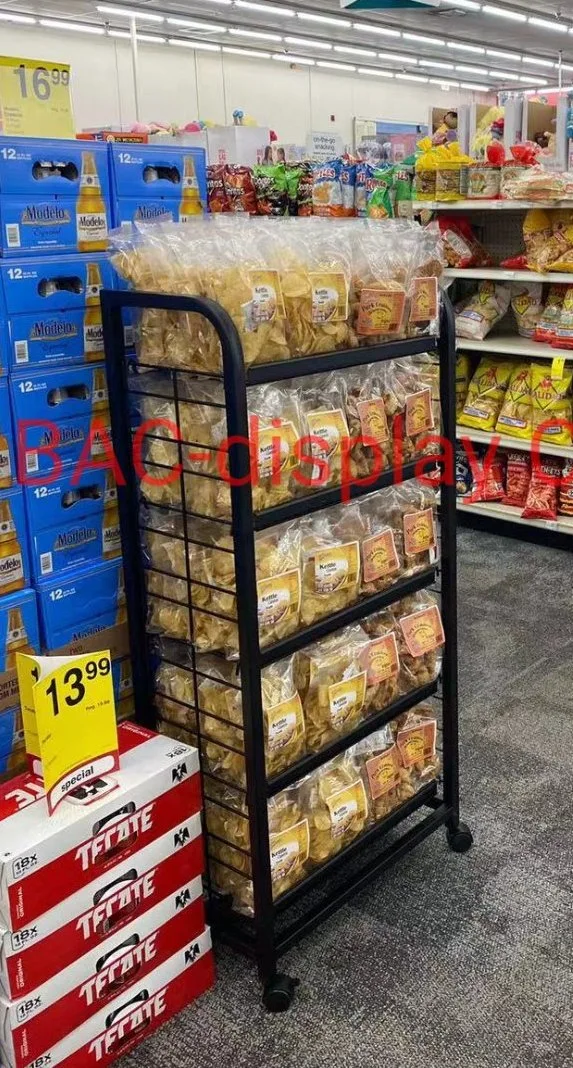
16 651 119 814
0 56 74 138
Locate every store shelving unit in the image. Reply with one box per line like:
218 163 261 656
457 425 573 463
101 288 472 1010
420 196 573 542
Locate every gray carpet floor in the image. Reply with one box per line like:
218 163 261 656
122 528 573 1068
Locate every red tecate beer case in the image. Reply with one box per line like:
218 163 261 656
0 723 201 930
2 928 215 1068
0 812 203 1000
0 875 204 1068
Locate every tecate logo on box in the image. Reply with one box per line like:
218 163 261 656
0 927 214 1068
0 875 204 1068
0 810 204 1000
0 723 201 931
0 255 115 316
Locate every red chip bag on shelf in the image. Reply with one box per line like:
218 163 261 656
559 460 573 516
522 457 562 520
223 165 257 214
500 254 528 271
438 215 493 269
467 449 506 502
207 164 229 213
502 451 531 507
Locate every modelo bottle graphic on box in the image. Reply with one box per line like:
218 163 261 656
4 605 36 669
0 380 14 489
0 489 28 596
77 152 109 253
179 156 203 221
85 260 105 355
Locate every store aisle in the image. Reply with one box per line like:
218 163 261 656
123 530 573 1068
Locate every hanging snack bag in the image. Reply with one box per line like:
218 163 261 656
455 281 511 341
502 451 531 508
391 593 444 695
223 165 258 214
294 624 370 753
394 480 438 576
303 750 369 866
522 457 562 520
312 158 344 217
249 382 303 511
530 361 573 445
511 283 544 338
523 209 552 271
534 284 568 344
458 356 514 431
495 362 532 439
252 163 289 216
559 459 573 516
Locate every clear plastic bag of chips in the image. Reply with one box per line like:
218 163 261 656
338 365 393 484
392 704 441 791
300 501 363 627
296 373 350 492
293 624 370 754
302 749 369 867
393 480 439 576
390 592 444 694
358 488 404 597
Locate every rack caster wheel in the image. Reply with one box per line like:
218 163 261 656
447 822 473 854
263 974 299 1012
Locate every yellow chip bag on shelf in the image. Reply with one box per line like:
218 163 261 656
523 209 552 272
495 363 532 440
530 360 573 445
456 354 472 416
458 356 514 431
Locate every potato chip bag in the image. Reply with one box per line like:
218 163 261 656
458 356 514 431
312 159 344 217
511 283 543 339
522 457 561 520
530 361 573 445
495 362 532 439
503 451 531 507
534 284 567 344
455 281 511 341
294 625 370 753
559 459 573 516
523 208 552 271
253 163 289 216
553 286 573 350
456 353 472 416
303 750 369 865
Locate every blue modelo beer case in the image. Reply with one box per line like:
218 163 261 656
37 557 125 649
0 253 115 314
0 197 112 256
6 309 106 368
109 143 206 199
0 138 110 196
15 409 112 478
0 707 23 771
11 364 108 422
0 379 15 485
0 587 40 673
113 197 194 227
0 486 31 594
25 469 120 581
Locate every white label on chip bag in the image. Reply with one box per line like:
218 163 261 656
314 541 360 595
257 421 297 479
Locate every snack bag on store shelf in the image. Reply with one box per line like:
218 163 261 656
366 169 395 220
537 210 573 272
458 356 514 430
495 362 532 439
534 284 568 344
358 489 404 597
414 138 438 202
502 451 531 508
456 353 472 416
389 592 444 694
455 281 511 341
510 283 544 338
296 161 314 216
558 459 573 516
455 445 473 496
358 607 401 712
297 374 350 491
394 480 438 576
312 158 344 217
394 163 414 218
467 162 500 200
338 365 394 482
252 162 289 216
466 447 506 503
223 165 258 214
552 286 573 349
508 167 567 202
207 164 230 213
356 163 394 218
341 159 357 217
303 749 369 866
438 215 493 270
523 209 553 271
435 142 471 203
393 706 440 792
293 624 371 754
353 725 406 824
522 456 562 520
300 501 363 627
530 361 573 445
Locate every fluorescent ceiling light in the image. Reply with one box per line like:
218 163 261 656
522 57 555 68
378 51 417 65
455 64 487 74
528 16 567 33
489 69 520 79
0 12 36 23
482 4 526 20
419 60 454 70
166 17 226 31
452 0 481 8
297 12 351 27
396 73 428 82
334 45 376 57
460 81 489 90
430 78 460 86
403 32 445 46
317 60 356 71
191 0 231 4
447 42 485 53
561 63 573 71
353 22 400 37
222 46 271 57
519 75 548 84
97 4 164 21
109 30 166 40
40 18 105 34
272 52 315 64
168 38 221 50
235 1 294 13
357 67 393 77
284 35 332 49
486 48 521 60
229 27 282 40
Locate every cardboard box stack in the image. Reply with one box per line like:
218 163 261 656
0 137 132 775
0 721 214 1068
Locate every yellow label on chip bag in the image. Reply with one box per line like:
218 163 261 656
269 819 309 882
266 693 304 754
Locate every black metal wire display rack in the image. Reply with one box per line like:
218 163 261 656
102 287 472 1011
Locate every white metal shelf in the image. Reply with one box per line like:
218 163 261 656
456 334 573 360
456 425 573 462
445 268 573 284
457 499 573 535
414 200 573 212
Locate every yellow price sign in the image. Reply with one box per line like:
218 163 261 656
0 56 75 138
17 651 119 814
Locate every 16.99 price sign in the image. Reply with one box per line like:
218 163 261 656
17 651 119 814
0 56 75 138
